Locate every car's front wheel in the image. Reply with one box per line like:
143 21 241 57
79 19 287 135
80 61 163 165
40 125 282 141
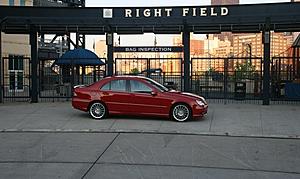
89 102 107 120
171 104 191 122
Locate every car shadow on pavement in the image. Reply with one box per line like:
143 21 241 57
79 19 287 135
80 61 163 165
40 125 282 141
76 112 206 123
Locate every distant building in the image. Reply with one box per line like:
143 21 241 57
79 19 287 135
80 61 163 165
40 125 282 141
232 33 292 72
190 40 205 57
233 33 291 58
211 0 239 5
213 38 233 57
174 35 232 72
211 0 239 43
95 40 107 58
33 0 84 7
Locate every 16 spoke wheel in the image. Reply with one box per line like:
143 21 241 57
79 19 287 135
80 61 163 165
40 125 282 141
89 102 106 119
172 104 190 122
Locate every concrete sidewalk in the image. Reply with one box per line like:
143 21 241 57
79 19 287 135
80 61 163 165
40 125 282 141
0 102 300 138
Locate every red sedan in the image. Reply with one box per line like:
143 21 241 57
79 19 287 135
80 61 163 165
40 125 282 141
72 76 208 122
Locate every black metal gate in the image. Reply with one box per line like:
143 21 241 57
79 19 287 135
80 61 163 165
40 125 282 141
271 57 299 101
115 58 183 90
2 56 31 101
191 57 263 100
115 58 148 75
39 58 106 99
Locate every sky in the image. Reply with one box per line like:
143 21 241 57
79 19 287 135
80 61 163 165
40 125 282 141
84 0 292 51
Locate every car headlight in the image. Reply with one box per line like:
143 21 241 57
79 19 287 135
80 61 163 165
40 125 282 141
196 100 205 107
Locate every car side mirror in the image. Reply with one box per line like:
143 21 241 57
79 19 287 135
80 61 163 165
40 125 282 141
151 91 157 96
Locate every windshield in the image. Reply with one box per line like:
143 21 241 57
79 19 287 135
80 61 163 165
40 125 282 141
145 78 168 92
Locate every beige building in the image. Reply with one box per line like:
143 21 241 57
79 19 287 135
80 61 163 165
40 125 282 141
0 0 32 6
233 33 292 58
1 0 33 58
232 32 293 71
95 40 107 58
1 0 32 94
179 35 233 72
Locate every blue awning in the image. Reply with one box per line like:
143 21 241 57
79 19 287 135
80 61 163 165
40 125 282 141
54 48 105 66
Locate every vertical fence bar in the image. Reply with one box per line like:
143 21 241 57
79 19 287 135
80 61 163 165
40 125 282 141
183 25 190 92
263 18 271 105
224 57 229 104
106 33 113 76
30 26 38 103
0 26 2 103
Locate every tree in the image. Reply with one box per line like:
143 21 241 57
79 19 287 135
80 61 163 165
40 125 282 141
234 61 256 81
130 68 140 75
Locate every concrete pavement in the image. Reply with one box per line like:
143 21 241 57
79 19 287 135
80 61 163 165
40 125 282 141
0 132 300 179
0 102 300 138
1 102 300 178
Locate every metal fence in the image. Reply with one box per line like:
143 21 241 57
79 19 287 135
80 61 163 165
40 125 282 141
2 57 31 102
191 57 263 101
271 57 300 101
2 56 300 103
39 59 106 99
115 58 183 90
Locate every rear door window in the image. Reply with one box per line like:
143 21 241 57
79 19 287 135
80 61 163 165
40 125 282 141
101 80 126 92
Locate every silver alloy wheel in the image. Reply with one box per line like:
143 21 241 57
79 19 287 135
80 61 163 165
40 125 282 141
89 102 106 119
172 104 190 122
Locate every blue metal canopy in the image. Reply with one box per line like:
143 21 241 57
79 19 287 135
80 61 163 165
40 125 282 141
54 48 105 66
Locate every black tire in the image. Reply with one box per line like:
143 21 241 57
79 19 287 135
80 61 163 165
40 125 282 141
89 102 107 120
171 103 191 122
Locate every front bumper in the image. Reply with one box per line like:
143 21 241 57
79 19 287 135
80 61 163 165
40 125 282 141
192 104 208 118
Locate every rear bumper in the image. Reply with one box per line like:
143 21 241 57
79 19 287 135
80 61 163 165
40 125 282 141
72 97 89 112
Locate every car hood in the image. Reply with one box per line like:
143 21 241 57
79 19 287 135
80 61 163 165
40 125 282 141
167 90 207 104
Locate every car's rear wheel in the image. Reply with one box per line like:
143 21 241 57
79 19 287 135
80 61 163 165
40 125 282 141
89 102 107 120
171 104 191 122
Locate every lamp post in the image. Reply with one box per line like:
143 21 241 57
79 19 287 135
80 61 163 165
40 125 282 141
207 34 211 70
246 43 252 66
242 42 252 66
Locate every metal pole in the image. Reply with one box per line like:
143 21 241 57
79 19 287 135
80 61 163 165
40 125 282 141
30 26 38 103
207 34 211 70
224 57 229 104
183 25 190 92
75 32 79 48
0 26 2 103
248 43 252 66
263 18 271 105
106 33 114 76
293 47 296 79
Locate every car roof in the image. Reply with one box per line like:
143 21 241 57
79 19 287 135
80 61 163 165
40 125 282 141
106 75 149 80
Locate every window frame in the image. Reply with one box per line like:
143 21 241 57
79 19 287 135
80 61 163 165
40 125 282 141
9 0 14 6
20 0 25 6
8 55 24 91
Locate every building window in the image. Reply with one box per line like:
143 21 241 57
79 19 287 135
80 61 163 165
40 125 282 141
9 0 14 6
8 55 24 90
20 0 25 6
